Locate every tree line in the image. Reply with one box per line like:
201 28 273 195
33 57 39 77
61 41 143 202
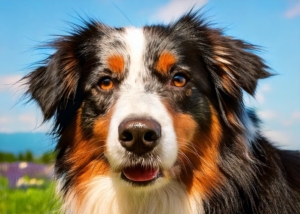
0 150 55 164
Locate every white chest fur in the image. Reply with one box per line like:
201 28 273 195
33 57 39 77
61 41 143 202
61 176 204 214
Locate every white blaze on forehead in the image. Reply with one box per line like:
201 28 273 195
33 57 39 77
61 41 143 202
124 27 145 60
123 27 146 81
106 27 178 171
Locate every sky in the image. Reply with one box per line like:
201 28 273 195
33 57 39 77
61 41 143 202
0 0 299 150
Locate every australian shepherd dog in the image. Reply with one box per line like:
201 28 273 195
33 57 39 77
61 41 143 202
23 12 300 214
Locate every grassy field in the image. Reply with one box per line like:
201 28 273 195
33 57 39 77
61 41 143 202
0 177 61 214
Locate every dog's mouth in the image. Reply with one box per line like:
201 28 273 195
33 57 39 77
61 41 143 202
121 165 161 185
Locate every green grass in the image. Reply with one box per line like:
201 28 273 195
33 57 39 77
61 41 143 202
0 177 61 214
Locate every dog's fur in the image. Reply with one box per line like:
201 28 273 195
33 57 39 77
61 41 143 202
23 12 300 214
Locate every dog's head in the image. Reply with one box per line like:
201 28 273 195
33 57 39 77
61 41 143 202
24 12 270 198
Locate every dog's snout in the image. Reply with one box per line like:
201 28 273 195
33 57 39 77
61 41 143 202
118 118 161 155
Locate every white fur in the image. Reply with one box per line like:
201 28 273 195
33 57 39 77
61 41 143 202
123 27 145 76
62 176 203 214
106 28 178 172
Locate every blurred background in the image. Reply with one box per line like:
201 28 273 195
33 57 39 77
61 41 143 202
0 0 299 213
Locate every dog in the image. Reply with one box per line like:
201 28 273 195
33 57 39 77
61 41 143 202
23 12 300 214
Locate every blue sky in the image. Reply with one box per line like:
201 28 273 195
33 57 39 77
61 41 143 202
0 0 299 150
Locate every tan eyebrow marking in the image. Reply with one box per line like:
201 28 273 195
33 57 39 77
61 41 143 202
107 54 125 73
155 51 177 75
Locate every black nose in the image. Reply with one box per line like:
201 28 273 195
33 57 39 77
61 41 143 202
118 118 161 155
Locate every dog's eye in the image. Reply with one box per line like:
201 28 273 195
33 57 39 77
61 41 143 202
99 77 114 90
171 74 188 87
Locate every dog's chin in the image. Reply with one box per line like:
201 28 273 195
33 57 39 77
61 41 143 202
120 164 162 186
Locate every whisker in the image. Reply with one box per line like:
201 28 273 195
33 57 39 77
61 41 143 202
178 150 195 171
176 152 188 175
176 137 217 168
90 152 106 180
176 137 202 159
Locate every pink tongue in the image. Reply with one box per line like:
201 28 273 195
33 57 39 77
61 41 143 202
123 165 159 182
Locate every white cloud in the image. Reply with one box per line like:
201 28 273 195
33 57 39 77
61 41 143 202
255 93 265 104
19 114 38 124
0 75 23 92
257 110 278 120
0 75 51 133
244 83 272 106
0 117 11 124
292 111 300 119
285 3 300 19
257 109 300 126
263 129 300 150
263 130 291 147
260 84 272 93
0 110 51 133
255 83 272 104
282 111 300 126
151 0 208 23
0 75 26 101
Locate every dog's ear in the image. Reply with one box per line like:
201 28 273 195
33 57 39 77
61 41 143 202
176 12 272 127
23 39 81 121
23 20 102 123
207 34 271 98
205 32 272 127
174 12 271 98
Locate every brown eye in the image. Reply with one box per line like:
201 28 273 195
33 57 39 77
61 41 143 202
99 77 114 90
171 74 188 87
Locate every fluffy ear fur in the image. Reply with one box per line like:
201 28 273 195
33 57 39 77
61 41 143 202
174 12 272 128
207 34 272 128
23 49 80 121
23 20 102 133
207 34 271 98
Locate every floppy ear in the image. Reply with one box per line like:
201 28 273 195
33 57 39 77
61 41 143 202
205 32 272 127
173 12 271 100
208 34 271 97
23 39 81 121
23 20 102 124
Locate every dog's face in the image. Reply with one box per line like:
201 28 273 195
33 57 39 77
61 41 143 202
100 27 214 187
63 24 214 189
24 13 270 199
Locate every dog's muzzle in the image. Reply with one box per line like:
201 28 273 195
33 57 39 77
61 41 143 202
118 118 162 183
